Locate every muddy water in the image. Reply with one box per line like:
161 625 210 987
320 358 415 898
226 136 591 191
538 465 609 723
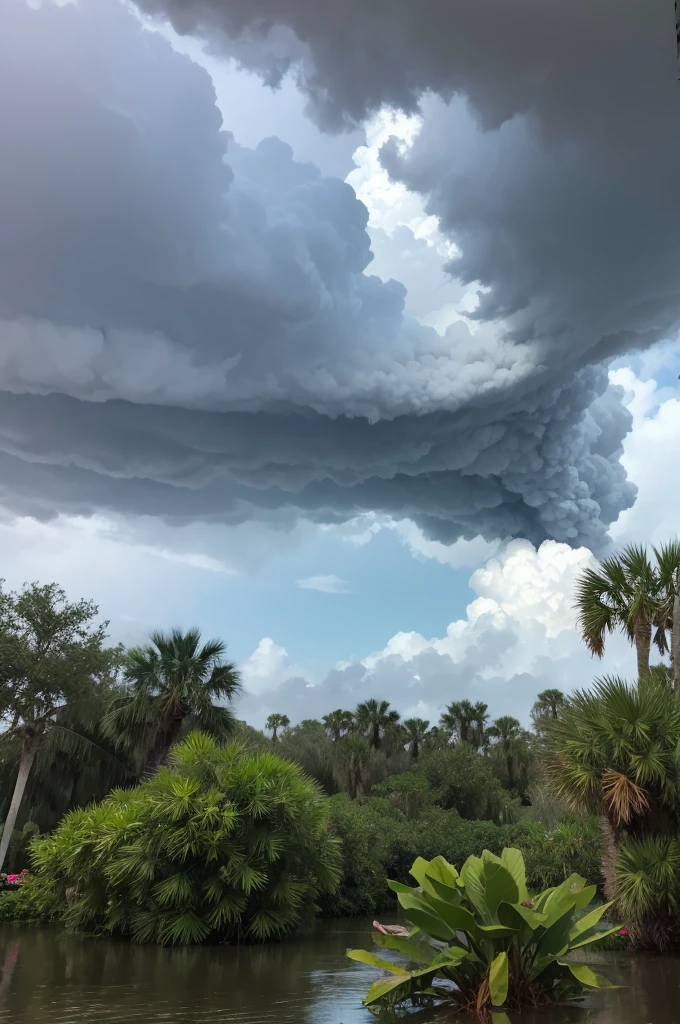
0 922 677 1023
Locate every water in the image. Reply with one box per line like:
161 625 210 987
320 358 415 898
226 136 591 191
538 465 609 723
0 922 677 1024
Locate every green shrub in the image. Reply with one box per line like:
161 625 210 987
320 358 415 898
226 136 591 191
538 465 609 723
417 746 520 822
0 876 52 923
322 796 524 917
319 795 390 917
615 834 680 950
30 732 341 945
510 816 604 891
348 849 618 1014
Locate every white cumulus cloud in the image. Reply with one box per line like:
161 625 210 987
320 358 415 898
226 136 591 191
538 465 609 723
296 574 352 594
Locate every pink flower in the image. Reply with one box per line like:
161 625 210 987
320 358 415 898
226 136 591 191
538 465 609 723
618 928 628 936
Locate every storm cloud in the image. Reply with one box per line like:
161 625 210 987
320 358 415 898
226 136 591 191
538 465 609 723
0 0 654 548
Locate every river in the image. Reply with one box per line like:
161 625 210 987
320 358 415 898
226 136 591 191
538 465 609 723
0 921 677 1023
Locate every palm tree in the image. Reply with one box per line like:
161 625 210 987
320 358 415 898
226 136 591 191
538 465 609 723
653 541 680 690
266 713 290 742
487 715 528 789
322 709 354 742
574 542 680 679
531 688 567 735
335 734 372 799
470 701 490 750
440 700 488 748
102 628 241 776
546 674 680 915
354 699 400 750
403 718 430 759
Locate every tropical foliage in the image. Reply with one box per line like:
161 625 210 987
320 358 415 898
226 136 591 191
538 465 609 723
29 732 341 945
574 541 680 679
348 849 617 1014
545 672 680 948
0 581 114 870
102 628 241 776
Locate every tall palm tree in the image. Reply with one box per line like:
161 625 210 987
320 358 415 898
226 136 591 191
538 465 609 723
546 674 680 912
403 718 430 759
575 542 680 680
487 715 528 789
266 713 290 742
440 700 488 748
653 541 680 690
470 701 490 749
530 688 567 734
335 734 372 799
102 628 241 776
322 709 354 742
354 699 400 750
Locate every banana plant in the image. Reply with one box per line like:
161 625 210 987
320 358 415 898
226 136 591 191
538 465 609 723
348 848 618 1015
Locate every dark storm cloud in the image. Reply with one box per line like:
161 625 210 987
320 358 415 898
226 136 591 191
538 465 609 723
0 0 642 548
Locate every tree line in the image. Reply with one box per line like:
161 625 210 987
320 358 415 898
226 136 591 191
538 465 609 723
2 537 680 951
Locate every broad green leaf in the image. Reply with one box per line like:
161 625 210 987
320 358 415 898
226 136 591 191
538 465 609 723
539 904 577 955
411 856 440 895
363 974 413 1006
572 884 597 912
373 933 436 965
388 878 415 895
425 875 462 903
501 847 529 902
497 900 546 932
460 853 486 916
430 945 470 967
424 855 459 887
421 893 478 934
477 923 519 938
489 951 509 1006
398 893 455 940
484 863 520 917
569 901 614 939
569 925 623 951
347 950 409 975
559 961 618 989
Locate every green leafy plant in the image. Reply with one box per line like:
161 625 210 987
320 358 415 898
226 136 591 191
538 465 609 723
348 848 618 1015
29 731 341 945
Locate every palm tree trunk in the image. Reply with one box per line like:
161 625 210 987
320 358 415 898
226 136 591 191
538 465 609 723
143 714 184 776
372 723 380 749
672 595 680 692
0 723 44 872
634 619 652 679
600 816 620 905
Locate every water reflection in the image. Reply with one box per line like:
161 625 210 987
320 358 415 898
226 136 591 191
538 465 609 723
0 923 677 1024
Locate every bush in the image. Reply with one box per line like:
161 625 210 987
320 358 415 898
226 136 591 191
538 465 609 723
30 732 341 945
417 746 520 822
510 816 604 891
348 849 618 1014
0 875 53 922
321 796 523 917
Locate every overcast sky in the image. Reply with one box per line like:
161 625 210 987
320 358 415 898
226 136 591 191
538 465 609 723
1 0 679 728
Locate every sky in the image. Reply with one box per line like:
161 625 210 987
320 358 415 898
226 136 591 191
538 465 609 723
0 0 679 729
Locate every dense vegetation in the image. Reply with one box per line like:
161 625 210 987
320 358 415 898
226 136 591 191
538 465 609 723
349 849 618 1014
1 536 680 953
29 733 340 944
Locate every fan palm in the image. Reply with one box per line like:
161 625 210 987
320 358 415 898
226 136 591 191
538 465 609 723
403 718 430 759
574 542 680 679
354 699 400 750
440 700 488 748
487 715 530 789
322 709 354 742
546 674 680 904
532 688 567 721
265 713 290 742
102 628 241 776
